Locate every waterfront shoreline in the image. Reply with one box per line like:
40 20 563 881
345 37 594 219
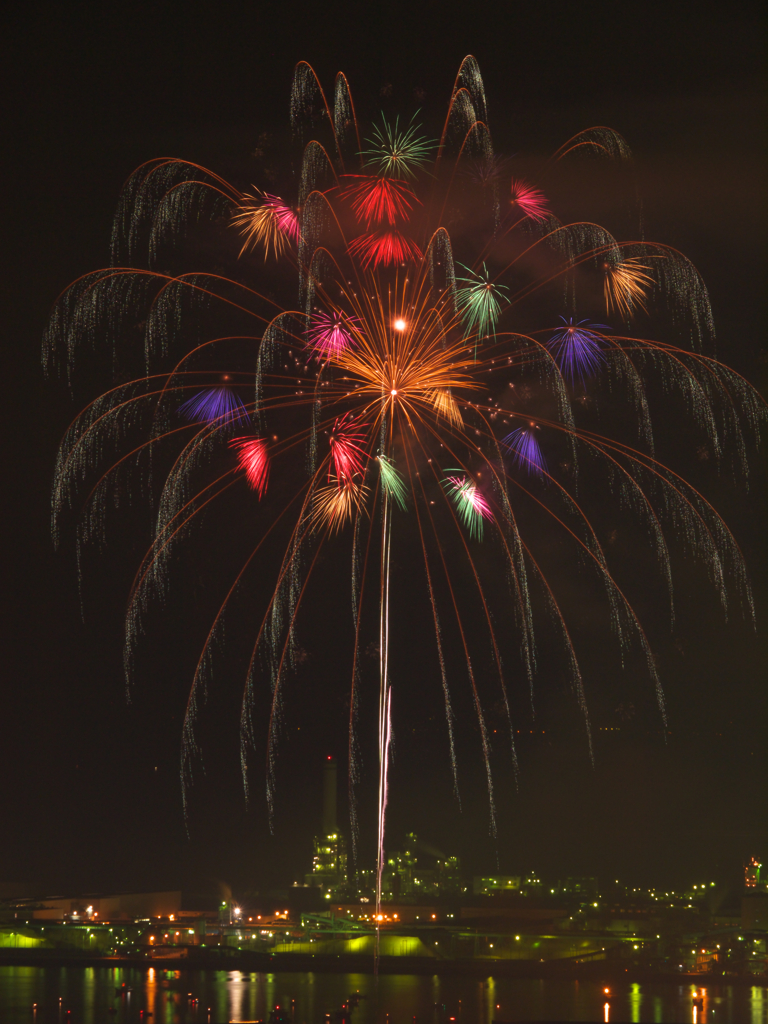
0 950 764 985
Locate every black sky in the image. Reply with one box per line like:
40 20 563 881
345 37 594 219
3 2 766 904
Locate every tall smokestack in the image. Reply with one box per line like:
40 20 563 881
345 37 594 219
322 756 337 836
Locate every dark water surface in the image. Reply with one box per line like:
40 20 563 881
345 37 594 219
1 966 766 1023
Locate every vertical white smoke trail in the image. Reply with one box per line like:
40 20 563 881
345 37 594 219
375 491 393 968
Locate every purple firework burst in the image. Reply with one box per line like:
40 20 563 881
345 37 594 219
547 317 609 382
179 386 248 426
504 425 547 476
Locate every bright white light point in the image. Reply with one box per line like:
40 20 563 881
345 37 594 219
391 389 397 396
394 318 406 331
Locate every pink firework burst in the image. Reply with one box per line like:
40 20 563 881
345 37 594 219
443 473 493 540
446 475 492 519
509 179 549 222
347 230 423 269
263 194 301 244
307 311 360 358
329 413 367 485
230 437 270 496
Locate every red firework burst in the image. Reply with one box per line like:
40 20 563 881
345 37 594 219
347 229 423 269
342 176 418 227
230 437 270 496
509 178 549 222
329 413 367 485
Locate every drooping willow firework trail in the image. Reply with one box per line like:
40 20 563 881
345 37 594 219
48 57 763 907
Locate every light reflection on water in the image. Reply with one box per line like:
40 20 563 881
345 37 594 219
1 966 766 1023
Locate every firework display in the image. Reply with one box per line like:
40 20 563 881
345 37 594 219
46 56 763 896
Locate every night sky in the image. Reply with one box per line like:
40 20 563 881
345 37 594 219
4 2 766 908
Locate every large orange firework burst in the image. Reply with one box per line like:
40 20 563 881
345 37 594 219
46 58 764 896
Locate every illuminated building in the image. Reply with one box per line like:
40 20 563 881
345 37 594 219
741 858 768 933
20 891 182 922
522 873 544 895
745 857 763 889
382 834 463 898
437 856 463 895
384 833 418 898
473 876 521 895
561 877 599 899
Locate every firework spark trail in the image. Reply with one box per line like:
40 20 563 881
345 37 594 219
138 410 321 634
435 401 655 731
347 482 380 864
579 441 676 625
409 455 461 802
134 457 316 814
236 473 329 826
151 485 309 810
154 432 316 810
551 126 635 164
425 448 523 784
333 71 363 165
262 526 331 830
491 426 594 743
503 430 629 649
55 392 203 550
372 466 396 968
45 265 288 382
435 118 494 228
84 429 245 673
490 232 637 311
503 465 668 723
435 54 489 163
52 382 241 580
573 428 747 618
610 333 726 454
375 682 392 971
376 486 393 908
421 480 498 837
523 548 595 761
